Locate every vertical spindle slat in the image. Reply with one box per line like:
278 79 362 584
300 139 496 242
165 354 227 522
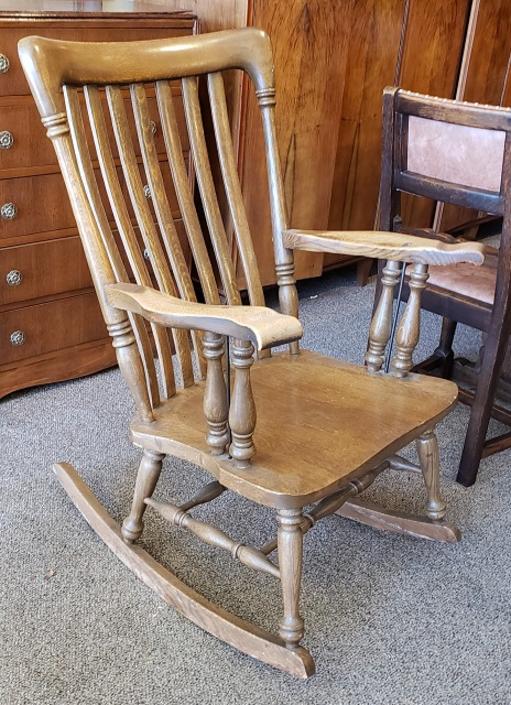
106 85 194 389
43 110 153 423
182 76 241 306
156 80 221 306
207 72 265 307
130 83 204 376
84 85 175 399
64 86 159 408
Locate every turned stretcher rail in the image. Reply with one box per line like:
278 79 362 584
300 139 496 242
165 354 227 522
146 497 280 579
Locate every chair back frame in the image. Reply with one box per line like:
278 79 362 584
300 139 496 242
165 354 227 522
18 29 299 415
379 87 511 339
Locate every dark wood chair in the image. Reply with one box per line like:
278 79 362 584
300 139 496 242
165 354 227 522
374 88 511 487
18 31 484 678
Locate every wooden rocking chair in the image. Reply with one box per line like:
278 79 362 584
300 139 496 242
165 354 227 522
18 30 485 678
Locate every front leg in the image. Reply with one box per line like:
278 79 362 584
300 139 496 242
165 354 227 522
416 429 446 521
277 508 305 649
122 448 165 543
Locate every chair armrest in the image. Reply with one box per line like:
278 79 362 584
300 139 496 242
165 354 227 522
283 229 485 266
105 282 303 351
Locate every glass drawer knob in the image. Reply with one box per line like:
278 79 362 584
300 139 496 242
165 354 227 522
143 248 150 260
10 330 25 346
143 184 151 199
0 130 14 149
6 269 22 286
149 120 158 135
0 54 9 74
1 202 17 220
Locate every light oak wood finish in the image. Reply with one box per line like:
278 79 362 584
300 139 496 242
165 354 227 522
53 462 315 679
284 229 485 266
129 350 460 508
105 281 303 351
20 29 481 677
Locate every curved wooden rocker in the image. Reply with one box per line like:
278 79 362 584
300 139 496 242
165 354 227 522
19 30 484 677
53 463 315 678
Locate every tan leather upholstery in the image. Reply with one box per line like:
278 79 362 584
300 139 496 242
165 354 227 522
407 115 505 192
426 261 496 304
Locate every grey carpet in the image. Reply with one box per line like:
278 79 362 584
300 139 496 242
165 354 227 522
2 270 510 705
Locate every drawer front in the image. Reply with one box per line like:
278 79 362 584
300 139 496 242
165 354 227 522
0 160 184 241
1 218 190 306
0 91 188 176
0 291 108 363
0 24 194 97
1 237 91 306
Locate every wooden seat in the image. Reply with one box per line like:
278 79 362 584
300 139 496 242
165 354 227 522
132 350 458 507
18 32 484 678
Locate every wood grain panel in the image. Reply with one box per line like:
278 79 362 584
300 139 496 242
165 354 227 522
399 0 471 228
0 339 116 399
243 0 349 284
327 0 404 243
441 0 511 231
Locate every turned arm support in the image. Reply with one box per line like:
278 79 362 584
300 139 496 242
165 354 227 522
107 282 303 467
283 229 485 266
106 282 303 351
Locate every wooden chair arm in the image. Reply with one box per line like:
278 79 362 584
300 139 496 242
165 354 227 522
106 282 303 351
283 229 485 266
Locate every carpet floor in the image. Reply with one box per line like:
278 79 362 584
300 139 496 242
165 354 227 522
1 270 510 705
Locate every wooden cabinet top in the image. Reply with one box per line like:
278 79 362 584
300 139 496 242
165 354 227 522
0 1 195 19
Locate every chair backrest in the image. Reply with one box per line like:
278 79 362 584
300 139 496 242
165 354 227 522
380 88 511 226
17 29 298 409
378 88 511 333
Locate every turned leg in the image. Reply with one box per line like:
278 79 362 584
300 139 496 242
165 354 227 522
416 429 446 521
122 448 165 543
277 509 304 649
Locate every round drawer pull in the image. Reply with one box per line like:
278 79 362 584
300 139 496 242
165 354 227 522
6 269 22 286
143 248 150 260
149 120 158 135
0 53 9 74
0 130 14 149
1 202 17 220
143 184 152 199
10 330 25 346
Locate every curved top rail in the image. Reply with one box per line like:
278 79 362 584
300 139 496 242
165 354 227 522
18 28 274 118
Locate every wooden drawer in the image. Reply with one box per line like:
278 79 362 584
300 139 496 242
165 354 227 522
1 218 190 306
0 291 108 364
0 91 187 176
0 160 184 242
1 237 92 306
0 23 193 97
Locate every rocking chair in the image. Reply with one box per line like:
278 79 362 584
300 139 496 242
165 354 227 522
18 30 484 678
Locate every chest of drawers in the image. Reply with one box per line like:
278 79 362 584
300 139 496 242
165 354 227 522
0 2 196 398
